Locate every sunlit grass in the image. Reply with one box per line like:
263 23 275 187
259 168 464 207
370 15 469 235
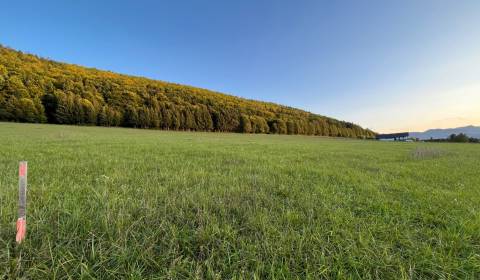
0 123 479 279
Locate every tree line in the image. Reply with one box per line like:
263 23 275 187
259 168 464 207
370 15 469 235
0 45 376 138
424 133 479 143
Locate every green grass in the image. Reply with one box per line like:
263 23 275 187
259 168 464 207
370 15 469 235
0 123 479 279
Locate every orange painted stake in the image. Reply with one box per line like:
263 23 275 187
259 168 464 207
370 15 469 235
16 161 27 244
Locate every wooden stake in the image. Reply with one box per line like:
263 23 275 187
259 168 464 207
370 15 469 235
16 161 27 244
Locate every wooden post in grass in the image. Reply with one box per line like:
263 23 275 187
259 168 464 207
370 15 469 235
16 161 27 244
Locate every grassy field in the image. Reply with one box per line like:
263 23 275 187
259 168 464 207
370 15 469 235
0 123 479 279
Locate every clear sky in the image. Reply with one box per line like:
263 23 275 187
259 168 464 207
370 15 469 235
1 0 479 133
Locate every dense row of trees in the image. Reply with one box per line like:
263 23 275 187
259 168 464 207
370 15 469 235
0 45 376 138
425 133 479 143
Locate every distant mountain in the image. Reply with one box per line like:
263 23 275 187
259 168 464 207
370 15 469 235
0 45 375 138
410 126 480 140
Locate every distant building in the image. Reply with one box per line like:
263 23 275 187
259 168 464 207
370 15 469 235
376 132 409 141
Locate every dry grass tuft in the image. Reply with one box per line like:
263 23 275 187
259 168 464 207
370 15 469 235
411 147 445 160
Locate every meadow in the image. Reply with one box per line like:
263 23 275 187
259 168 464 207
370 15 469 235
0 123 479 279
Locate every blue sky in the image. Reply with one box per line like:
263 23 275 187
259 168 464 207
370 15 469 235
1 0 479 132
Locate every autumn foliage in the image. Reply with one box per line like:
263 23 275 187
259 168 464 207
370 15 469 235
0 45 375 138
